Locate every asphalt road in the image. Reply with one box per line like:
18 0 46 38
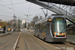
0 32 20 50
16 29 75 50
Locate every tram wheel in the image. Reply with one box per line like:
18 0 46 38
44 38 46 41
34 34 36 37
37 35 39 38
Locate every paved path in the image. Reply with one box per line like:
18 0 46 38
0 32 20 50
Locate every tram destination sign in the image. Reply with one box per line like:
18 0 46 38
55 18 63 20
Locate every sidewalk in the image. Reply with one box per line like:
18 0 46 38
0 32 21 50
0 32 12 37
66 35 75 44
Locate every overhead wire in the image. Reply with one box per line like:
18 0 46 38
0 4 15 13
0 9 14 14
0 2 33 20
4 2 27 5
0 4 27 17
0 1 29 17
0 1 32 21
0 1 28 15
10 0 15 15
25 3 33 21
0 14 13 16
27 3 31 16
0 1 33 21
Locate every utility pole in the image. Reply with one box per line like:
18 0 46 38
13 15 16 32
18 17 20 31
25 22 26 28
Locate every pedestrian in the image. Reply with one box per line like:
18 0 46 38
3 26 6 33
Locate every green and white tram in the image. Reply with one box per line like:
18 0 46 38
34 14 67 42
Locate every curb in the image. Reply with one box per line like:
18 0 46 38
13 32 21 50
66 40 75 45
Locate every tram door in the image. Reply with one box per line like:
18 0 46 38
36 24 41 37
35 25 37 36
46 22 50 34
46 22 50 38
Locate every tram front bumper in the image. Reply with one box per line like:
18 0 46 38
52 37 67 42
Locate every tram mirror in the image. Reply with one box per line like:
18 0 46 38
47 18 52 22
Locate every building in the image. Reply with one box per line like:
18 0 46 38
21 20 26 28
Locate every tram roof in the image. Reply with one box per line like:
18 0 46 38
35 17 48 25
35 14 65 25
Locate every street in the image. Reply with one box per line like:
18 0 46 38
16 29 75 50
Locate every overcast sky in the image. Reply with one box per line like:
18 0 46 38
0 0 54 22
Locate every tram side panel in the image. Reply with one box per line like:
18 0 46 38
34 24 41 37
40 23 46 39
34 25 38 36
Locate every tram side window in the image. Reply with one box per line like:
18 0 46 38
47 22 50 34
36 25 38 32
39 24 42 33
35 25 36 31
35 25 37 32
37 25 38 32
35 25 36 32
36 24 40 32
42 23 47 32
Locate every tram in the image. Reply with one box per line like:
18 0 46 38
34 14 67 42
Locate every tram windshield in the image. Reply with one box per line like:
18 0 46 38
53 20 66 33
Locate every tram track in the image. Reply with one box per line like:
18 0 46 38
26 33 47 50
22 34 28 50
26 32 57 50
65 42 75 48
23 32 47 50
51 42 75 50
28 31 75 50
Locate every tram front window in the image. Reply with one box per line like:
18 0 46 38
53 20 66 33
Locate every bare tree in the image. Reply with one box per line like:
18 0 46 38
30 16 39 27
32 16 39 22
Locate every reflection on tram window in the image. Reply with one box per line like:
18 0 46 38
53 21 66 33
